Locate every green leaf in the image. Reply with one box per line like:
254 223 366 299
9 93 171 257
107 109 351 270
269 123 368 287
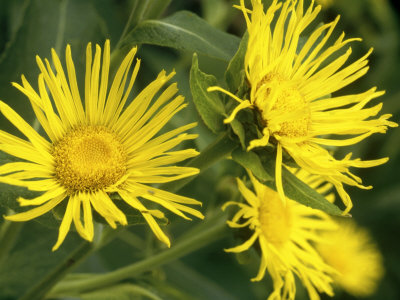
0 221 82 299
279 166 344 215
225 32 248 92
260 156 344 216
190 54 226 133
122 10 240 61
231 149 273 182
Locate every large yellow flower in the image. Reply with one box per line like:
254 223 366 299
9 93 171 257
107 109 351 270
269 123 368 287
317 220 384 297
209 0 397 213
224 171 337 300
0 40 203 250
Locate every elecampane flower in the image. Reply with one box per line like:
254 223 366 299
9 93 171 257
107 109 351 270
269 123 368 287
0 40 203 250
317 220 384 297
209 0 397 214
224 171 336 300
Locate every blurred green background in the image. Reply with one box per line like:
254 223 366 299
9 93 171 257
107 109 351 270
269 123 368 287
0 0 399 299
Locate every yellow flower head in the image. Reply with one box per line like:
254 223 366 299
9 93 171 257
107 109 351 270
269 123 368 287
0 40 204 250
209 0 397 214
224 171 337 300
317 220 384 297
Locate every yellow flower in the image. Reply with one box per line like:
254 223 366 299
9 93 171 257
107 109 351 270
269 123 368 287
224 171 337 300
208 0 397 214
0 40 203 250
317 220 384 297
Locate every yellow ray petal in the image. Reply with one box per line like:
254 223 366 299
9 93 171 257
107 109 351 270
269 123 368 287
119 190 171 247
5 193 65 222
52 198 74 251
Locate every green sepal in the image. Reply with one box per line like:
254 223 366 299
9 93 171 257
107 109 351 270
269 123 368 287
231 148 273 182
225 32 248 93
230 118 246 149
190 53 226 133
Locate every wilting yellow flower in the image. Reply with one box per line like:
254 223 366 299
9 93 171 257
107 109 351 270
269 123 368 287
0 40 203 250
224 171 336 300
317 220 384 297
208 0 397 214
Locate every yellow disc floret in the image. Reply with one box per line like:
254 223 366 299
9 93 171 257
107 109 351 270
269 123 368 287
53 125 127 193
256 74 311 139
258 187 292 246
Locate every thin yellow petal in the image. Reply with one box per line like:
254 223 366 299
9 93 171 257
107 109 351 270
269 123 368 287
5 194 65 222
119 190 171 247
52 198 74 251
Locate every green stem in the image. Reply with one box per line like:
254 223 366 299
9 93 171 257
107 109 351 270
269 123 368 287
54 0 68 54
0 220 23 267
110 0 150 76
50 213 228 295
115 0 150 49
161 132 237 193
115 0 139 50
144 0 172 20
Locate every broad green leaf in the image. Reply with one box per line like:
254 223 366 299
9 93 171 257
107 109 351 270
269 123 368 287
122 10 240 61
0 221 81 299
232 149 273 182
260 156 343 216
225 32 248 92
190 54 226 133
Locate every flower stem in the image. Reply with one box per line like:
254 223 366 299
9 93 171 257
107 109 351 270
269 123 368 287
115 0 150 50
144 0 172 20
49 212 228 296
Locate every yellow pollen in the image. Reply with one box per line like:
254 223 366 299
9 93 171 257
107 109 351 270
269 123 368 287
258 189 292 246
256 74 311 138
53 125 127 193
